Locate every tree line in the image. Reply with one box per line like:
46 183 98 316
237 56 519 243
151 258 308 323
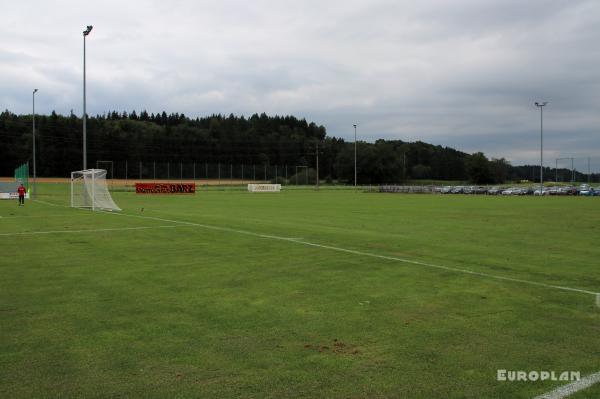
1 109 595 184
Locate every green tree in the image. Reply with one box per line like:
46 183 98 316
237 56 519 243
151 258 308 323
490 158 510 183
467 152 492 184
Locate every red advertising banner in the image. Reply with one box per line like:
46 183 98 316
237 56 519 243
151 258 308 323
135 183 196 194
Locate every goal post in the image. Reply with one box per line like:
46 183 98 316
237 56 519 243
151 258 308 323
71 169 121 211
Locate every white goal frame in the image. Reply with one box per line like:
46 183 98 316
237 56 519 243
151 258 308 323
248 183 281 192
71 169 121 211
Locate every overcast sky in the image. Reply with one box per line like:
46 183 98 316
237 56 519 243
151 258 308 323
2 0 600 168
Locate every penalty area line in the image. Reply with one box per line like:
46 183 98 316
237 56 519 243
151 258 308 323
533 370 600 399
104 211 600 305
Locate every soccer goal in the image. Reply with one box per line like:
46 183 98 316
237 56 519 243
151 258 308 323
247 183 281 192
71 169 121 211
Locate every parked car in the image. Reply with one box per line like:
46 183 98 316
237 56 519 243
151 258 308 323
487 187 502 195
501 188 515 195
451 186 464 194
521 187 535 195
579 186 595 196
566 186 578 195
441 186 453 194
550 187 568 195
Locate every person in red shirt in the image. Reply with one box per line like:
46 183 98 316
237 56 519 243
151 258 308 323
17 184 26 206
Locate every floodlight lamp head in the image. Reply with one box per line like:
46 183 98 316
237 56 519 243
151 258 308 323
33 89 38 93
83 25 93 36
353 124 357 128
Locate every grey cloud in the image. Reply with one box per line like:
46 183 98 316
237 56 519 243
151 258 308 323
2 0 600 168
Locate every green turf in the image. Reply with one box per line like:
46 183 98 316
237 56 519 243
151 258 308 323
1 184 599 398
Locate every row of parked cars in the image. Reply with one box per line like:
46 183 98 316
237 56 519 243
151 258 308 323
440 184 599 196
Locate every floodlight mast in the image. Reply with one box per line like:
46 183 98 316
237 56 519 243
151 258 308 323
32 89 38 198
353 124 357 186
534 102 548 196
83 25 93 170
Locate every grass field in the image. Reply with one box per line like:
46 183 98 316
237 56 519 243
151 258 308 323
1 184 599 398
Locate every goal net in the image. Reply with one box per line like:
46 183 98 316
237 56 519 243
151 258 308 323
71 169 121 211
248 183 281 192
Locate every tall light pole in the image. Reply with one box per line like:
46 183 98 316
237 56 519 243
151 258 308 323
83 25 93 170
32 89 38 198
353 124 357 186
534 102 547 195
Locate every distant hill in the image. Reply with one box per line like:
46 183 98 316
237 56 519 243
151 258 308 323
1 110 596 183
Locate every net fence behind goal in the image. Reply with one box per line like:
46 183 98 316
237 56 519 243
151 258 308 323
14 163 29 190
71 169 121 211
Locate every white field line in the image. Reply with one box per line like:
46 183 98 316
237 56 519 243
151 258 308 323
102 211 600 301
0 224 183 236
31 200 600 304
533 371 600 399
0 214 79 220
33 199 68 208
